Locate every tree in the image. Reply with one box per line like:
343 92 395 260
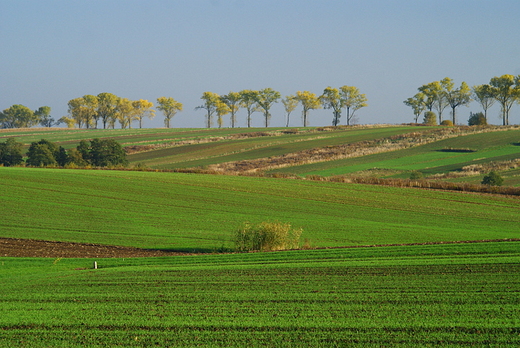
472 84 495 122
295 91 321 127
320 87 343 126
89 138 128 167
340 86 367 125
488 74 520 125
0 104 38 128
132 99 155 128
67 97 87 128
26 139 67 167
116 98 135 129
419 80 449 123
97 92 119 129
196 92 220 128
417 82 436 112
0 138 24 166
423 111 437 125
239 90 259 128
156 97 183 128
58 116 75 128
403 92 426 123
215 99 231 128
221 92 241 128
481 171 503 186
282 95 298 127
255 88 281 127
35 106 54 127
444 79 471 124
468 112 487 126
82 95 99 129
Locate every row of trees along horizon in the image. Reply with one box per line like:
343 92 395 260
404 74 520 126
2 74 519 130
0 87 367 130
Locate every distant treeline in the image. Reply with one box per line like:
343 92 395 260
0 138 127 168
0 86 367 129
404 74 520 126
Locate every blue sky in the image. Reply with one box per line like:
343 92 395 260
1 0 520 128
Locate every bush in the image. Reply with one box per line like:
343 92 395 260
440 120 453 126
423 111 437 125
468 112 487 126
234 221 302 252
409 171 423 179
481 171 504 186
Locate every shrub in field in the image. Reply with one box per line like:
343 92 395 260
440 120 453 126
423 111 437 125
468 112 487 126
409 170 423 179
481 171 504 186
235 221 302 252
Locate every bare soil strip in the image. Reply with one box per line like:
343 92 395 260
1 237 518 258
0 238 189 258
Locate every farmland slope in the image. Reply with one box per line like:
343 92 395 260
1 167 518 251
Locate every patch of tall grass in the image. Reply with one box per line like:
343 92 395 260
234 221 302 251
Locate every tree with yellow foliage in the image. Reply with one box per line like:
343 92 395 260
340 86 367 125
157 97 183 128
282 95 298 127
132 99 155 128
295 91 321 127
320 87 343 126
221 92 241 128
196 92 220 128
215 99 231 128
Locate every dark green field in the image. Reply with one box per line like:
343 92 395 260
1 243 519 347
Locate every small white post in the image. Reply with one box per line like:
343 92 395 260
93 261 98 269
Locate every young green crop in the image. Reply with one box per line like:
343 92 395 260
1 167 519 250
1 242 519 347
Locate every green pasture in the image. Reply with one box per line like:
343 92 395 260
271 128 520 179
1 167 519 251
1 242 519 347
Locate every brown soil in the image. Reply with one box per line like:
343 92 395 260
2 237 518 259
0 238 191 258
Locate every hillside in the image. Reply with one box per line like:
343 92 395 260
2 125 519 186
1 167 519 251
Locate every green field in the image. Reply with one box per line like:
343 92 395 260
2 126 520 347
2 167 519 250
1 242 519 347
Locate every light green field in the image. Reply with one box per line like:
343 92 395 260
1 242 519 347
1 167 519 251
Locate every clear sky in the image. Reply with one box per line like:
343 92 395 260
1 0 520 128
